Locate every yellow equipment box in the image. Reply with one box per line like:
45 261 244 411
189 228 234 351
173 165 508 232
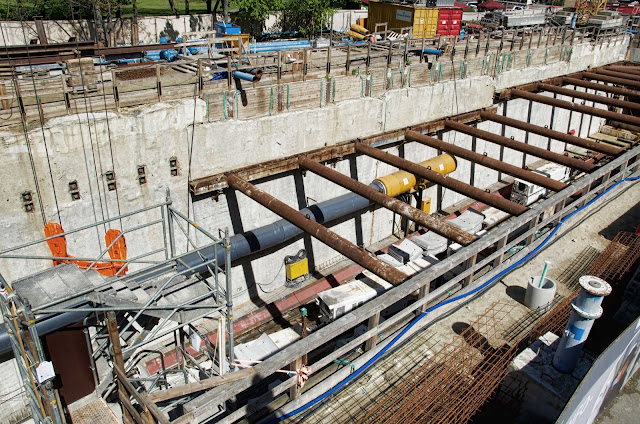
421 197 431 214
286 257 309 281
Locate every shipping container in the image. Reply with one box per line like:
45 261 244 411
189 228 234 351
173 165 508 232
437 7 463 35
367 1 439 38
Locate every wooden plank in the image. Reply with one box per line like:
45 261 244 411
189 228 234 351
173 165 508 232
108 312 133 424
147 367 257 403
113 366 170 424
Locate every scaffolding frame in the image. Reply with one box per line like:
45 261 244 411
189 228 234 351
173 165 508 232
0 190 234 424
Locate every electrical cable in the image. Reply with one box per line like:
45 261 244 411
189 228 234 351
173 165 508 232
269 175 640 423
67 0 103 248
15 2 63 227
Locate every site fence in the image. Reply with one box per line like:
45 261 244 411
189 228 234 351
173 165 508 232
0 26 627 129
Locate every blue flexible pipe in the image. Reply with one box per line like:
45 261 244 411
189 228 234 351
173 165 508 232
269 175 640 422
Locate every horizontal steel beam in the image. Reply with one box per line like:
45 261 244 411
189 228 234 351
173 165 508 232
479 111 621 156
297 156 477 246
444 119 596 173
190 110 493 195
405 131 568 192
225 173 408 286
354 143 528 215
606 65 640 76
538 83 640 113
562 77 640 98
595 68 640 82
582 72 640 90
510 89 640 129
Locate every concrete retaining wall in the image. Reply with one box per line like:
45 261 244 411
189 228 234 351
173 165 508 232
0 39 627 308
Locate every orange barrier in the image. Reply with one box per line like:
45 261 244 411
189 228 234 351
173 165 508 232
44 223 128 276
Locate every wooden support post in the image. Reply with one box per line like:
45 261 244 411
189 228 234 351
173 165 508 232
485 31 491 54
387 39 393 65
289 357 302 400
528 27 533 50
197 59 204 97
510 29 516 51
464 31 470 58
404 36 409 63
417 281 432 313
277 51 282 83
155 64 162 100
421 35 426 62
364 311 380 352
326 45 332 74
492 235 508 268
303 49 308 81
500 30 505 53
12 77 25 118
227 56 232 89
111 70 119 111
366 42 371 72
346 44 351 74
525 213 540 245
519 29 525 50
463 253 477 287
107 312 134 424
60 75 70 112
537 26 543 48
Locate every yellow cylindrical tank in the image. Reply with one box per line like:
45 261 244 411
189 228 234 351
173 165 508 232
374 153 456 197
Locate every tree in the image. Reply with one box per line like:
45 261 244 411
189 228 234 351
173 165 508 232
167 0 179 17
235 0 282 32
283 0 335 38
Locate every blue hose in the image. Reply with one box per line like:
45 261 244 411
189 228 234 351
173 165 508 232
270 175 640 422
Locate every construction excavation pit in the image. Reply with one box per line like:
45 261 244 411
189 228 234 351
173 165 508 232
0 10 640 424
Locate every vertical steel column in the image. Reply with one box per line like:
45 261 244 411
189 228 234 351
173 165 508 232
552 276 611 373
224 228 234 369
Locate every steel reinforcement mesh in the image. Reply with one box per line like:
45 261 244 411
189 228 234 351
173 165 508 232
356 302 518 424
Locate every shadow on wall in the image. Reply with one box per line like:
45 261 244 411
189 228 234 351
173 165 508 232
159 21 180 41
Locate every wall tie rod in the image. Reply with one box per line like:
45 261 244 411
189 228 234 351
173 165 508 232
479 111 622 156
581 72 640 90
297 156 477 246
404 130 568 192
444 119 595 173
354 143 528 216
594 68 640 82
562 77 640 98
224 173 408 286
538 83 640 113
509 88 640 128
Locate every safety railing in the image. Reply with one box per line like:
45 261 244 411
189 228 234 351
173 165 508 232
188 143 640 423
0 25 629 129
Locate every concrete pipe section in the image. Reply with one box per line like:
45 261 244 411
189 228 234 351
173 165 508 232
224 173 408 286
552 275 612 373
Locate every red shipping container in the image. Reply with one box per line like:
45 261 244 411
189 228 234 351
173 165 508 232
437 7 463 36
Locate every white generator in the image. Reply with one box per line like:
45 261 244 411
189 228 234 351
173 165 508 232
511 163 570 206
